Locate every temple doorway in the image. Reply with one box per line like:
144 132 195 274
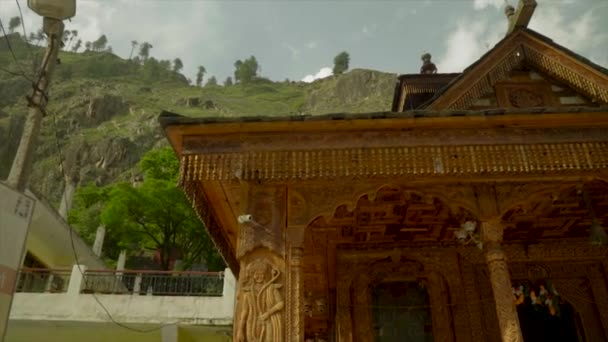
518 301 585 342
372 281 433 342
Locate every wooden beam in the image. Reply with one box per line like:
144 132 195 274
508 0 537 34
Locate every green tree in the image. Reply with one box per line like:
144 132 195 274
233 56 259 83
205 76 218 87
139 42 153 60
35 29 45 45
172 58 183 73
159 59 171 71
92 34 108 51
195 65 206 87
129 40 138 59
72 39 82 52
333 51 350 75
224 76 233 86
70 147 224 271
8 16 21 34
84 41 92 51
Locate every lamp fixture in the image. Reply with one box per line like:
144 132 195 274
581 187 607 245
454 221 483 250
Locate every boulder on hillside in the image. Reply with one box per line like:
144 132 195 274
86 94 128 126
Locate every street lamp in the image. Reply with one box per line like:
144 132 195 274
27 0 76 20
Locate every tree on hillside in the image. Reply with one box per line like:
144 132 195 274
8 16 21 34
69 147 224 271
61 31 71 50
72 39 82 52
205 76 218 87
139 42 153 61
195 65 206 87
224 76 233 86
233 56 259 83
92 34 108 51
142 57 160 79
159 59 171 71
333 51 350 75
62 30 71 43
35 29 45 45
129 40 138 59
172 58 183 73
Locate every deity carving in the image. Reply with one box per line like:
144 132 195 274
508 88 544 107
237 259 284 342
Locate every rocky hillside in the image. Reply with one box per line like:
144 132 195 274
0 34 397 206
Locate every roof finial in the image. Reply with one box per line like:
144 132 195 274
420 52 437 74
505 0 538 35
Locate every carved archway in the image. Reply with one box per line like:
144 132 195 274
301 185 478 340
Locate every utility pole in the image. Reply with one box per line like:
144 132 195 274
6 17 64 191
1 1 75 340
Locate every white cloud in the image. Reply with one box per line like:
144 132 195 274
284 44 300 58
361 24 377 37
530 7 600 52
437 2 608 73
473 0 503 11
306 40 317 49
436 19 503 73
301 67 332 83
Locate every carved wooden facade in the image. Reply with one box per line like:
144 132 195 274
161 22 608 342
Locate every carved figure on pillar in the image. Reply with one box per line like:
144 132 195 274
237 259 285 342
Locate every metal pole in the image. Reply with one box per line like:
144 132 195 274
1 17 63 342
6 17 64 192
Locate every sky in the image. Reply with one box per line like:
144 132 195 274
1 0 607 83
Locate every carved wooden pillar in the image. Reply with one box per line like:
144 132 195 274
587 263 608 338
460 260 485 341
234 184 287 342
481 219 523 342
336 267 354 342
286 226 306 342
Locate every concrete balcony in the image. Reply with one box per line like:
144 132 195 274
5 266 235 342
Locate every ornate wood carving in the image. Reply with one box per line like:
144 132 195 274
287 245 304 342
180 141 608 181
508 88 544 107
460 259 486 341
425 30 608 110
495 82 555 109
550 277 607 341
235 253 285 342
335 249 459 342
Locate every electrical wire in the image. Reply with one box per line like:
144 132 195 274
50 109 175 334
14 0 36 73
0 16 34 82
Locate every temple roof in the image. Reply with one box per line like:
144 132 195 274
417 28 608 110
159 105 608 128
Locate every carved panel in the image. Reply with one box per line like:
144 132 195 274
235 252 285 342
180 141 608 181
496 82 555 108
501 181 608 242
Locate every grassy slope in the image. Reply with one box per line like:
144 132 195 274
0 34 396 206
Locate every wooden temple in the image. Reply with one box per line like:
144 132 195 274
160 1 608 340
